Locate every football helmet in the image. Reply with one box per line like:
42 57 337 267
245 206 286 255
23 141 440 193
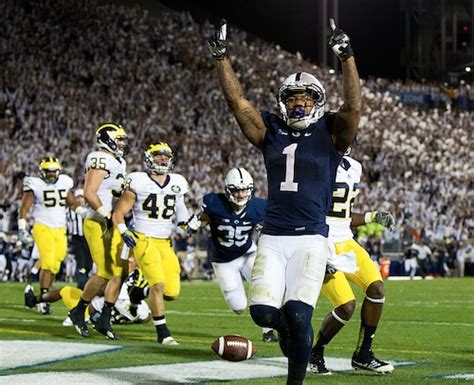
277 72 326 130
39 156 61 184
144 142 174 174
224 167 254 207
96 123 128 157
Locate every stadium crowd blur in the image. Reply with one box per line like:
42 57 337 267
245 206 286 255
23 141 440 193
0 1 472 282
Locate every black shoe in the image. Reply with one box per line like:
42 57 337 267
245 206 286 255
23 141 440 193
351 351 394 374
91 313 120 340
68 306 89 337
278 329 289 357
24 285 37 308
309 351 332 375
262 330 278 343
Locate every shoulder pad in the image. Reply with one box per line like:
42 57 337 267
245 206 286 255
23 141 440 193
169 173 189 195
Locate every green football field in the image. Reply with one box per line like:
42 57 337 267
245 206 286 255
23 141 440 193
0 278 473 384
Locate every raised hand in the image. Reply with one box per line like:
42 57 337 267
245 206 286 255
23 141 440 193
208 19 228 60
328 18 354 61
374 211 396 229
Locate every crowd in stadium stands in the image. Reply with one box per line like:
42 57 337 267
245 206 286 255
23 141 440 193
0 1 472 280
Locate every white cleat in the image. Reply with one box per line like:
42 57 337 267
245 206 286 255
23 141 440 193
160 336 179 345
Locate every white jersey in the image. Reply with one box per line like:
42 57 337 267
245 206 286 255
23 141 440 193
23 174 74 228
84 150 126 220
126 172 190 238
326 156 361 242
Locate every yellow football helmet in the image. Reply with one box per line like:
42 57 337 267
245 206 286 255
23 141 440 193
39 156 61 184
144 142 174 174
96 123 128 157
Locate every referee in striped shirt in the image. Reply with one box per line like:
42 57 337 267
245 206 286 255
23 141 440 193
67 189 92 289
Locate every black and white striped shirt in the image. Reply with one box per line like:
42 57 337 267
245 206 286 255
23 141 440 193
66 208 84 236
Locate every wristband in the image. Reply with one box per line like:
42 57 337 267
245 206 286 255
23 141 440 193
75 206 86 216
18 218 27 231
117 223 128 235
96 206 111 219
364 211 376 224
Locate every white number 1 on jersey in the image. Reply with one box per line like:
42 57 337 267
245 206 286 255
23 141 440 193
280 143 298 192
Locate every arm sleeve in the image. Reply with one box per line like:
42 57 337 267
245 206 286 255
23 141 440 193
175 195 190 224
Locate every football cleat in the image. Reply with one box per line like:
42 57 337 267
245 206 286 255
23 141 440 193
262 330 278 343
36 302 51 315
24 285 37 308
309 351 332 375
62 316 73 327
351 351 394 374
91 314 121 340
159 336 179 345
68 307 89 337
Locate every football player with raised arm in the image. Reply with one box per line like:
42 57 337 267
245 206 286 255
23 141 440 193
309 155 395 375
208 19 361 385
193 167 278 343
112 142 191 345
68 123 128 339
21 157 84 314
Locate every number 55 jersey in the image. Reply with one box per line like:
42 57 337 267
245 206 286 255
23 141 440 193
126 172 190 238
23 174 74 227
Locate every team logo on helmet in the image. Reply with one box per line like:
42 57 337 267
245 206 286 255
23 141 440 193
39 156 61 184
96 123 128 157
144 142 174 174
224 167 254 207
277 72 326 130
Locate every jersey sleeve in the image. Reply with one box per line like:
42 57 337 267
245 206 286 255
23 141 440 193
22 176 36 192
62 175 74 191
85 152 111 172
202 193 214 215
124 172 141 195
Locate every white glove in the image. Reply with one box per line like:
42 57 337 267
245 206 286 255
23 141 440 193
208 19 228 60
328 18 354 61
186 214 201 234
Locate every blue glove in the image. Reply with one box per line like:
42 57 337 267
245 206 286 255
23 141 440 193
121 229 138 248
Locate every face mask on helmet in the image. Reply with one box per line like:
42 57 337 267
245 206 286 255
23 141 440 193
224 168 254 207
39 157 61 184
277 72 326 130
96 123 128 157
144 142 174 174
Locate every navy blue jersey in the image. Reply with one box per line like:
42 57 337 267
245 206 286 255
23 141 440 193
260 111 342 236
202 193 266 263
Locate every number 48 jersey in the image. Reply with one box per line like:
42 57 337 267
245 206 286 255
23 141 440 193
326 156 361 242
126 172 190 239
23 174 74 227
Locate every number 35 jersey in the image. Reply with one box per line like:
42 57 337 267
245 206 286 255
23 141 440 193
84 151 126 220
202 193 266 263
326 156 361 242
126 172 190 239
23 174 74 227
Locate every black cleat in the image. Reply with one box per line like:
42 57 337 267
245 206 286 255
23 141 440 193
262 330 278 343
68 306 89 337
24 285 37 308
91 314 120 340
351 351 394 374
309 351 332 375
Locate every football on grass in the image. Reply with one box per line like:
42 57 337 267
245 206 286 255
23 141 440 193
211 335 256 361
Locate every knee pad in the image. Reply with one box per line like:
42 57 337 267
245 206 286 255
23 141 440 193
249 304 281 328
282 301 314 338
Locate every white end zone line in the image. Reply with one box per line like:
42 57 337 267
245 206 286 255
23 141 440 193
0 341 416 384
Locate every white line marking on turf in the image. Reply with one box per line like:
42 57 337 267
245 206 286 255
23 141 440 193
0 344 415 384
0 340 121 370
441 374 474 380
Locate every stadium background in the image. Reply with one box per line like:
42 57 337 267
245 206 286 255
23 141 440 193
1 0 472 280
